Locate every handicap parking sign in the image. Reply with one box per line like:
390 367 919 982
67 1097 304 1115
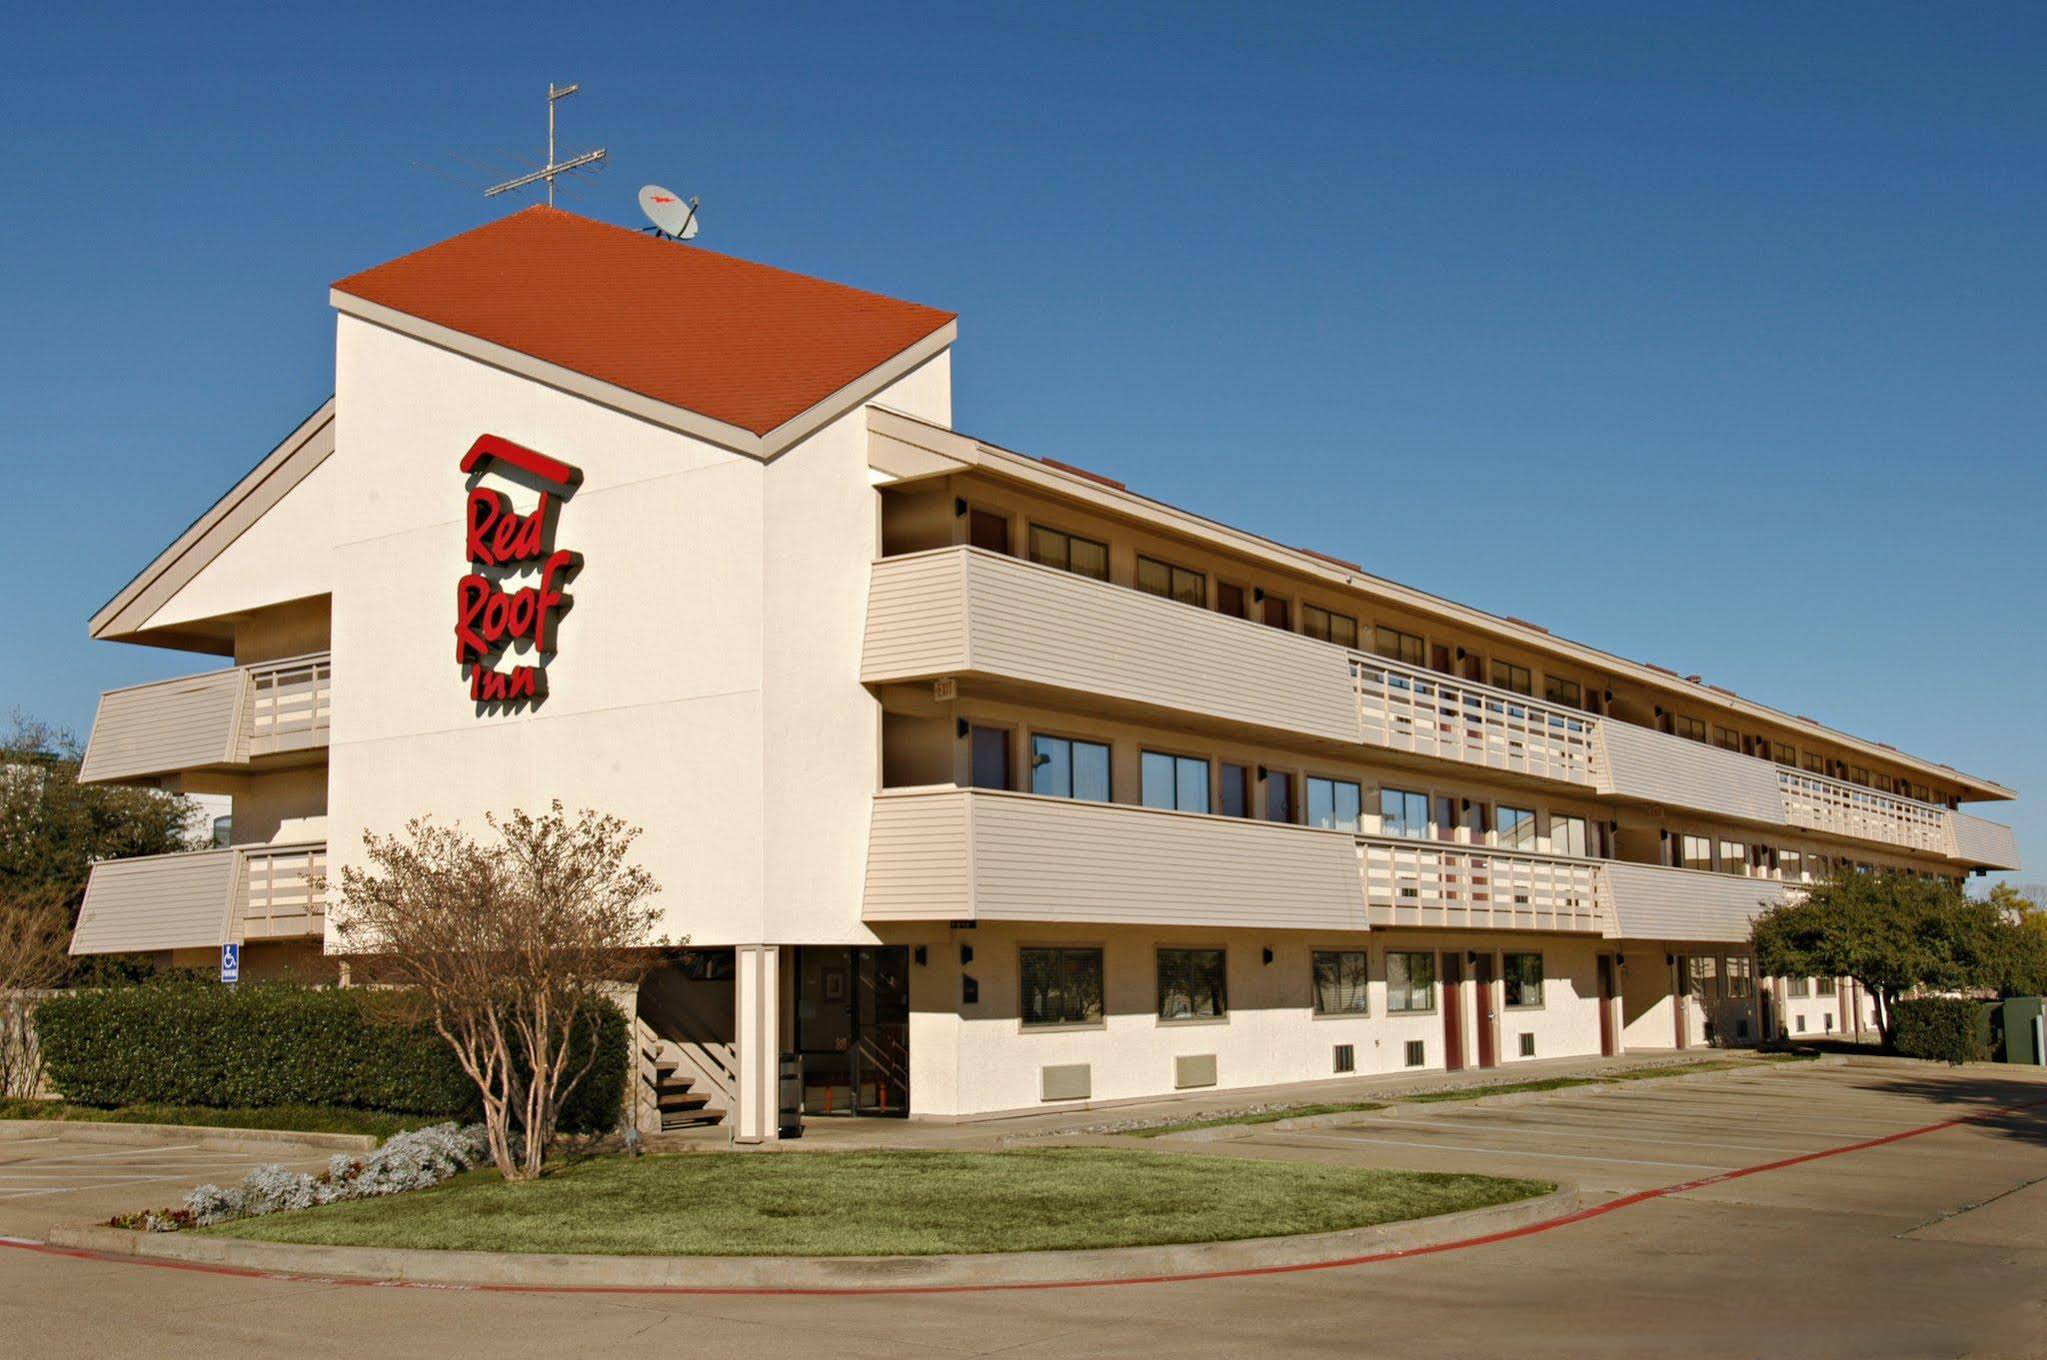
220 942 241 985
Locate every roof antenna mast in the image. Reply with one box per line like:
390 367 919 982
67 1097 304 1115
485 83 607 207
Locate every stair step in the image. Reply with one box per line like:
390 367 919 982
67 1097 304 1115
657 1090 712 1112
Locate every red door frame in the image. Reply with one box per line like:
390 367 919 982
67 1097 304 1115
1473 953 1497 1069
1596 954 1618 1057
1441 952 1466 1071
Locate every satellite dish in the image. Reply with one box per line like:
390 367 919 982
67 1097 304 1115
639 184 700 240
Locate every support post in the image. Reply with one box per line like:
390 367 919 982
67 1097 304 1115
732 944 781 1144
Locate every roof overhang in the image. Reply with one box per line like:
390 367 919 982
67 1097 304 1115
332 290 956 464
867 406 2016 803
89 399 336 654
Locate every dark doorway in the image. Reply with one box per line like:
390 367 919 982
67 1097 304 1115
968 508 1009 554
1596 954 1618 1057
794 947 910 1116
1473 953 1497 1069
1441 952 1466 1071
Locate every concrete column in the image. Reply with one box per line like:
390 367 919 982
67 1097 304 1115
732 944 782 1144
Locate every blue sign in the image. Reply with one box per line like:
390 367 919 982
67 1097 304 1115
220 942 241 985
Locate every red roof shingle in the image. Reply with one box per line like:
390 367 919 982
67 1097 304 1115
333 206 955 437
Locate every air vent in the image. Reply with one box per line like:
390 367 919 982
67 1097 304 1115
1404 1040 1425 1068
1736 1018 1751 1040
1175 1054 1218 1089
1333 1044 1356 1074
1519 1033 1536 1058
1795 1015 1807 1034
1040 1064 1091 1102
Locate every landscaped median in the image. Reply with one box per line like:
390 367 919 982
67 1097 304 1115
53 1147 1567 1289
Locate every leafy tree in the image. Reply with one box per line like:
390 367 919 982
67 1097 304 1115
1750 868 2009 1047
335 803 664 1180
0 713 199 923
1989 882 2047 997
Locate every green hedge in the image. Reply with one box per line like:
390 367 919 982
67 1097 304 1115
1891 997 1987 1065
34 981 625 1134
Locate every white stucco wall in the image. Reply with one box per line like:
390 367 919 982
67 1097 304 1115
144 452 342 632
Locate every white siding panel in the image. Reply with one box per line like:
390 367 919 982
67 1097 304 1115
1952 813 2021 870
70 850 237 955
862 789 1367 930
860 552 969 681
77 670 246 784
1596 721 1787 825
1605 862 1787 944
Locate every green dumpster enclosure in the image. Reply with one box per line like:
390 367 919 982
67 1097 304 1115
2002 997 2046 1066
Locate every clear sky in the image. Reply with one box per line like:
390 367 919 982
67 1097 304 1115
3 3 2040 878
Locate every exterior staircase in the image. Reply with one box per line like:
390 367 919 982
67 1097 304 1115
634 1021 732 1132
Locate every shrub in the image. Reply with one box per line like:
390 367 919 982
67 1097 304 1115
1890 997 1987 1064
35 981 625 1133
158 1122 489 1230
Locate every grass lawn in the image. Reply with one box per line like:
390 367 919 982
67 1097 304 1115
206 1148 1549 1257
1131 1101 1388 1137
0 1099 438 1141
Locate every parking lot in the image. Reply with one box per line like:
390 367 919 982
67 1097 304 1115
0 1131 337 1240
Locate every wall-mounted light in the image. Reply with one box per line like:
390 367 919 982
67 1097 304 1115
960 943 974 965
1665 953 1676 966
1262 947 1274 966
1466 950 1479 965
1604 689 1615 704
1258 765 1271 781
1460 798 1472 812
953 497 968 518
1608 820 1619 833
956 717 970 739
1616 952 1626 967
913 946 927 967
1253 587 1266 603
1456 647 1467 661
1653 705 1664 718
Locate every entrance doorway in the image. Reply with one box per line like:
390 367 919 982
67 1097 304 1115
794 947 910 1116
1472 953 1498 1068
1441 952 1466 1071
1596 954 1618 1057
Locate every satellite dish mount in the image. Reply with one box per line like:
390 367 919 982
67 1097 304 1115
639 184 702 241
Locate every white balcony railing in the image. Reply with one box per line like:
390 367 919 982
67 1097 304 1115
70 841 328 956
1352 655 1601 786
244 654 332 757
233 842 327 940
80 651 332 785
1776 768 1953 857
1359 835 1612 935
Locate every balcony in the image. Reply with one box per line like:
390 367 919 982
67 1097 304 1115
863 549 2017 867
1360 836 1611 935
70 842 328 956
78 653 331 785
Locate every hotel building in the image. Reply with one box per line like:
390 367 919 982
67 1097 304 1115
68 208 2021 1139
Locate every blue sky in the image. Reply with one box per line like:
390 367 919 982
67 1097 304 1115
3 3 2041 877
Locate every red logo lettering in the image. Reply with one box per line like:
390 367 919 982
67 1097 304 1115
457 437 580 707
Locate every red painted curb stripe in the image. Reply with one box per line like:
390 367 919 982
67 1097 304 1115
3 1097 2037 1298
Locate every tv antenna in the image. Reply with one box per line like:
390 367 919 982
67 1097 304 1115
638 185 701 241
484 83 607 207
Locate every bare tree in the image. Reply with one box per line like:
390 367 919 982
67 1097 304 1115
335 803 662 1179
0 887 69 1099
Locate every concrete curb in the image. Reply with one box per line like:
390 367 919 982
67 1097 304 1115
45 1186 1582 1290
0 1120 377 1155
1150 1057 1834 1142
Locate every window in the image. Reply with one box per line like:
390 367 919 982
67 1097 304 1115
1031 735 1110 801
1872 772 1894 794
1136 555 1205 608
1803 750 1826 774
1772 743 1797 766
1373 625 1425 667
1301 603 1359 648
1387 951 1436 1013
1157 948 1227 1020
1141 751 1210 813
1781 848 1803 880
1264 768 1294 823
1306 777 1362 831
1816 977 1837 997
1544 676 1582 709
1028 524 1108 580
1686 955 1718 999
1550 814 1588 857
1718 840 1747 876
1724 956 1754 999
1020 948 1104 1027
968 507 1009 554
969 726 1010 790
1503 953 1544 1008
1216 581 1248 619
1491 660 1532 696
1312 950 1370 1015
1786 976 1810 998
1848 765 1871 787
1379 787 1430 839
1677 716 1708 742
1218 763 1251 818
1681 834 1714 872
1497 805 1537 851
1714 726 1743 753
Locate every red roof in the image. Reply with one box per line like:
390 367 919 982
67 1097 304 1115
333 207 955 437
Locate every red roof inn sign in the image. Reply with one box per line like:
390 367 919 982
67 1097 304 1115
454 434 581 706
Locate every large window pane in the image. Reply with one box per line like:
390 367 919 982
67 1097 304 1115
1021 947 1104 1027
1032 735 1110 802
1503 952 1544 1007
1157 948 1227 1020
1550 814 1588 857
1177 758 1209 813
1380 787 1429 838
1142 752 1208 813
1387 950 1436 1012
1497 806 1537 850
1374 626 1425 667
1312 950 1370 1015
1307 776 1362 831
1028 525 1109 581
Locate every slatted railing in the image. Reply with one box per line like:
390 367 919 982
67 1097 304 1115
1776 769 1954 857
235 842 326 940
1352 655 1602 785
1357 835 1613 935
243 653 331 757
